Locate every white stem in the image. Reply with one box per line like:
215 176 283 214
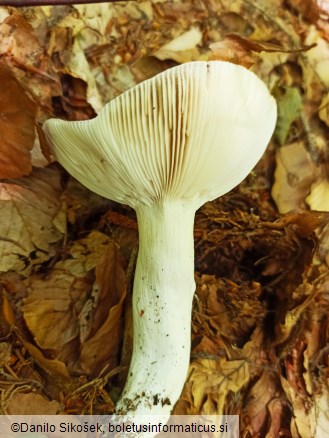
116 200 196 415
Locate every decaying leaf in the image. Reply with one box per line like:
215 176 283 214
0 1 328 432
305 27 329 88
24 262 92 351
23 231 126 377
210 34 315 68
0 167 66 274
0 62 37 178
0 10 61 112
245 371 288 436
319 92 329 126
153 28 202 63
18 334 70 380
175 357 250 415
6 392 63 415
209 38 256 68
24 231 111 352
272 141 318 213
306 179 329 211
79 242 126 376
193 274 265 347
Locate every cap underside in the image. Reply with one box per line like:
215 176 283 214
44 61 277 208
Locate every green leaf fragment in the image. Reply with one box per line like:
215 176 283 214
275 87 302 146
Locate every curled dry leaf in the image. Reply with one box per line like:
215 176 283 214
0 167 66 274
221 34 316 54
24 231 112 351
0 10 61 113
0 62 37 178
209 39 256 68
18 334 70 380
245 371 288 435
79 242 126 376
24 231 126 377
210 34 316 68
46 5 111 113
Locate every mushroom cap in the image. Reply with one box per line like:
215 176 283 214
44 61 277 209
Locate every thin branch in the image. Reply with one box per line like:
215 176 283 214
0 0 131 6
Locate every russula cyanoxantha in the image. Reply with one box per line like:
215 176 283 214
43 61 277 416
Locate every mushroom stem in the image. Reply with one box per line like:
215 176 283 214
116 200 196 414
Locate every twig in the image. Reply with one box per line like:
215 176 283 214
0 0 132 6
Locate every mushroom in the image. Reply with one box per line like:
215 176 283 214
43 61 277 417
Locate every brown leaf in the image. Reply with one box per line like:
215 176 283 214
0 61 37 178
193 275 265 346
0 11 61 113
223 34 316 54
153 28 202 63
36 122 52 163
209 39 256 68
175 357 250 415
287 0 320 23
0 167 66 274
24 231 113 351
245 371 284 435
18 335 70 380
260 211 329 241
271 141 318 214
24 263 92 350
7 392 63 415
210 34 316 68
80 242 126 376
1 291 16 326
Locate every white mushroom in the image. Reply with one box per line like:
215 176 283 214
43 61 277 417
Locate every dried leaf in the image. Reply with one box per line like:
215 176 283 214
193 275 265 347
176 357 250 415
305 28 329 87
0 342 12 368
210 34 315 68
24 264 91 350
0 11 61 111
209 39 256 68
0 167 66 274
154 28 202 63
222 34 316 54
245 372 284 435
80 242 126 376
1 296 15 334
47 5 111 113
24 231 113 351
18 335 70 380
7 392 63 415
272 141 317 213
306 179 329 211
0 61 37 178
287 0 320 23
319 92 329 126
